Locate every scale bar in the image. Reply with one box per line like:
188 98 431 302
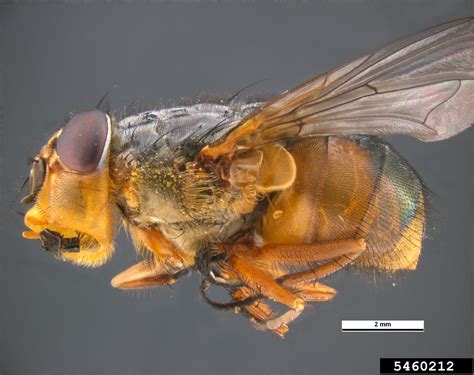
341 320 424 332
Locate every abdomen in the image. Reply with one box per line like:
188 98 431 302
258 136 426 271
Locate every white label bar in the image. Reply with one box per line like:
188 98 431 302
341 320 424 332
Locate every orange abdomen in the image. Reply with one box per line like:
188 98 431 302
258 136 426 271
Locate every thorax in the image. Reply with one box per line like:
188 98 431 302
108 102 262 254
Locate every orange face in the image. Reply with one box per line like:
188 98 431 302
22 110 117 267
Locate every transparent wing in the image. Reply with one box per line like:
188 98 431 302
201 17 473 159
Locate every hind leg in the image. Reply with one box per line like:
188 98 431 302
207 239 365 334
230 279 337 335
279 255 358 288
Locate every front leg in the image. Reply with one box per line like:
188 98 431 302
111 225 193 289
111 259 189 289
127 224 195 269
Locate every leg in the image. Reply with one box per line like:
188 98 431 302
231 287 289 337
292 282 337 302
280 255 359 288
232 280 336 335
127 224 194 269
203 238 365 334
112 225 193 289
229 254 304 311
255 238 365 266
111 259 189 289
226 238 365 297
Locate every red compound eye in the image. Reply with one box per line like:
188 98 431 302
56 110 109 173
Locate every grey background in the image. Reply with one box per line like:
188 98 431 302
0 2 472 374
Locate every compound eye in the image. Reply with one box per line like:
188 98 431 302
57 110 110 173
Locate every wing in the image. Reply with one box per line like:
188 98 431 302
201 17 474 159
